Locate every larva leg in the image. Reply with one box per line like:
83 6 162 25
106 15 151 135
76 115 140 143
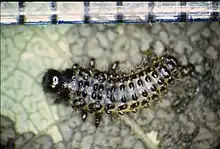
110 61 120 72
81 109 88 121
94 112 102 128
110 111 122 121
56 89 71 105
89 58 96 69
72 63 79 71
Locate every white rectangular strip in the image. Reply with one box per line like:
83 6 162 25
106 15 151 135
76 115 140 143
57 2 84 22
0 2 219 24
119 2 149 21
25 2 51 22
89 2 117 21
0 2 18 24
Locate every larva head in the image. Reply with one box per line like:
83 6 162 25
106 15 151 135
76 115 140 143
42 69 63 93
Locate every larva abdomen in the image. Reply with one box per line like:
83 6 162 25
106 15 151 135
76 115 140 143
42 54 188 127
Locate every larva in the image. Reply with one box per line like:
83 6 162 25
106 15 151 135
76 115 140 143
42 54 193 127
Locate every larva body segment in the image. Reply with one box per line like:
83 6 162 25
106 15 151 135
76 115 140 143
42 54 188 127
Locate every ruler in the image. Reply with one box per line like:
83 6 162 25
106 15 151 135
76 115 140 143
1 2 219 25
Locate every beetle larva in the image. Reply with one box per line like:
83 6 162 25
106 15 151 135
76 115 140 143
42 54 193 127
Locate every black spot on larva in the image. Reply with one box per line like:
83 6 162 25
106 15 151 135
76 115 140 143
137 79 143 86
111 85 116 92
129 82 135 89
72 75 76 82
150 84 157 92
76 89 81 96
108 74 114 83
121 95 127 103
97 92 102 100
72 98 86 108
105 103 115 114
88 101 102 112
142 90 148 97
93 83 98 91
78 80 83 88
151 93 159 100
78 68 84 77
130 101 140 109
93 71 100 79
82 69 91 80
123 76 129 82
91 92 96 99
82 90 87 98
141 98 150 106
107 103 115 109
152 71 158 78
132 93 138 100
145 67 152 73
98 84 104 91
110 94 115 102
139 71 144 77
157 78 164 85
117 104 128 111
115 74 121 82
145 75 151 83
160 86 167 93
120 84 125 91
72 63 79 70
107 88 111 98
167 77 175 84
98 73 106 83
84 81 90 88
82 70 91 80
131 74 137 79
